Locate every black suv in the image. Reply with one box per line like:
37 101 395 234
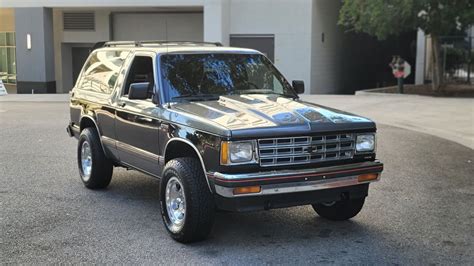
67 41 383 243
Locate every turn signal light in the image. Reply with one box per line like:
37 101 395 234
358 173 378 182
233 186 261 195
220 141 229 165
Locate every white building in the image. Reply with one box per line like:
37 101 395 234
0 0 348 94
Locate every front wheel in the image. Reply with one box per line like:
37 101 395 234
160 158 215 243
312 197 365 221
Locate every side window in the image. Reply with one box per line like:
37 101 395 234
79 50 129 94
122 56 154 99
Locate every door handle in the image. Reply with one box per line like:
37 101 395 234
120 102 126 107
136 117 153 123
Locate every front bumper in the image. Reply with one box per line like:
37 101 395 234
66 123 80 138
215 184 370 212
208 161 383 211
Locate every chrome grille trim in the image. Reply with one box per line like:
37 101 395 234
258 133 355 167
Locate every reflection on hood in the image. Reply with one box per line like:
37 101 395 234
172 94 372 131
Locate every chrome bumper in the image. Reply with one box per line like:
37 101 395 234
210 161 383 198
66 123 80 138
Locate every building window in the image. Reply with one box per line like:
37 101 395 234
0 32 16 84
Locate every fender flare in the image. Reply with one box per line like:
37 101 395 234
79 115 107 155
163 137 213 192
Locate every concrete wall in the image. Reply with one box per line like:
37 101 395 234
229 0 313 92
113 12 203 41
15 8 56 93
310 0 344 94
204 0 230 45
62 10 111 43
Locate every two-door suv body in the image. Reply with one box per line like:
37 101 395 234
67 41 383 243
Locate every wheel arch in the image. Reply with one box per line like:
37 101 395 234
163 137 213 192
79 115 107 155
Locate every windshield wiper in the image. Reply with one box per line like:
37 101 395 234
172 93 220 102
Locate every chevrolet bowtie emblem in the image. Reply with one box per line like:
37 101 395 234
307 145 318 155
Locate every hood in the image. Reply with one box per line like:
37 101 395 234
172 94 375 138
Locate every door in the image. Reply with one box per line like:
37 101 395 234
114 53 161 176
230 34 275 62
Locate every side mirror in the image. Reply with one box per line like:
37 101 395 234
292 80 305 94
128 82 150 100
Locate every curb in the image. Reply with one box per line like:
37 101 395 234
355 89 428 97
0 94 69 102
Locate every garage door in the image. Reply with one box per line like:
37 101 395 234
112 12 203 42
230 34 275 62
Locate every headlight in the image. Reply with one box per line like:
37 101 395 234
220 141 256 165
356 134 376 152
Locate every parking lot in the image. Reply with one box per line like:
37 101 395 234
1 99 473 264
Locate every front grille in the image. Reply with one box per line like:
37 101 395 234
258 133 355 167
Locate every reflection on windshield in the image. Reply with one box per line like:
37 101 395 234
160 53 295 102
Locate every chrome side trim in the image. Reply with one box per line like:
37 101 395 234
211 161 382 181
215 174 381 198
163 137 213 192
119 161 161 179
101 135 115 147
116 140 159 162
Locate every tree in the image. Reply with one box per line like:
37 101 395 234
339 0 474 91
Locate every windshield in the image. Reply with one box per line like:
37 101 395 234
160 53 296 102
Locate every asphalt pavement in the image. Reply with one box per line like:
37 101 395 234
0 101 473 264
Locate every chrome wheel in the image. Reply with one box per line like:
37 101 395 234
165 176 186 232
80 141 92 181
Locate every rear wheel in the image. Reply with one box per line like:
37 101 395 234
160 157 215 243
77 127 113 189
312 197 365 221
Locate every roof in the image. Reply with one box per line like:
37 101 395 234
95 41 261 55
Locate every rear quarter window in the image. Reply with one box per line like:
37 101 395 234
78 50 130 94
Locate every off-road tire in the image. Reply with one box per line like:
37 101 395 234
77 127 113 189
312 197 365 221
160 157 215 243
